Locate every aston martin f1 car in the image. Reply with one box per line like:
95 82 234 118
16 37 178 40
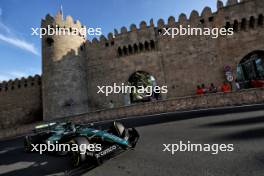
24 121 139 167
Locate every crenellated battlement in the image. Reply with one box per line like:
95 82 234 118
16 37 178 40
41 11 86 39
87 0 261 49
41 11 84 29
2 0 260 84
1 0 264 128
0 75 41 93
86 18 156 48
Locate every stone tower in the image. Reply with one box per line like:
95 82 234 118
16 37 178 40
41 11 88 120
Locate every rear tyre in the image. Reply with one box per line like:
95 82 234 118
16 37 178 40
69 137 92 167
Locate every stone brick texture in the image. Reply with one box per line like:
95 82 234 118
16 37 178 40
1 0 264 129
0 76 42 129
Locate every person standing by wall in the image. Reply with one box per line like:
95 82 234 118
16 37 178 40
221 82 231 93
196 85 204 95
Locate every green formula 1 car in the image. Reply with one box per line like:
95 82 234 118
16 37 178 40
24 121 139 167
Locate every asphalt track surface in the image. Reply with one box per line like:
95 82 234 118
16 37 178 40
1 104 264 176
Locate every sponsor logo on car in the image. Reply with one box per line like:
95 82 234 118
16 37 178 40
95 145 117 158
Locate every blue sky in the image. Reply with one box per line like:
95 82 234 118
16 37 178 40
0 0 227 81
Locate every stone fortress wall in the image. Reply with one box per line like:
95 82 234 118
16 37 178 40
84 0 264 110
0 76 42 128
0 0 264 128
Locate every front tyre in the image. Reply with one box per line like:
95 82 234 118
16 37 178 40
24 136 32 152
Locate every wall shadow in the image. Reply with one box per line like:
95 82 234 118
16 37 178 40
215 127 264 141
201 115 264 128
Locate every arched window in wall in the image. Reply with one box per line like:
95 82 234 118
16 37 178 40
128 45 133 54
139 43 144 52
258 14 263 26
249 16 255 28
233 20 239 32
241 18 247 30
237 51 264 89
144 41 150 51
150 40 155 50
123 46 128 56
128 71 160 103
118 47 122 56
133 44 138 53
